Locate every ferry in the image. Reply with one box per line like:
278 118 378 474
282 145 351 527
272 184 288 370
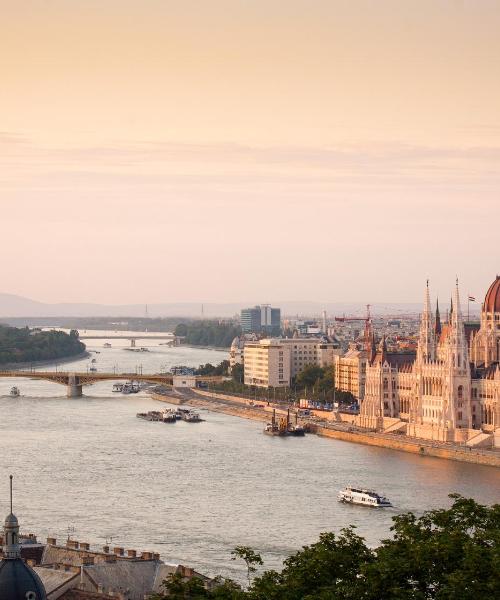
337 486 392 508
10 386 20 398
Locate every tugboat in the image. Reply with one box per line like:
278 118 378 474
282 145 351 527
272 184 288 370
9 386 20 398
337 486 392 508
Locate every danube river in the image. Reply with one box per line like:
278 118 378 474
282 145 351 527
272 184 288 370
0 339 499 581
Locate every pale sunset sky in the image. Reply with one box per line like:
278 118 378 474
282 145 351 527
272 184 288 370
1 0 499 305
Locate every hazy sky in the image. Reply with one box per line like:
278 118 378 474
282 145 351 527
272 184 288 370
1 0 499 305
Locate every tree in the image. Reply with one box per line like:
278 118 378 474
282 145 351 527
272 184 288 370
150 497 500 600
295 365 325 389
231 363 244 383
231 546 263 587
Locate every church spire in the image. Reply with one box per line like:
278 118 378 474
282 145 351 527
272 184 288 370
449 279 469 373
417 279 435 362
3 475 21 560
435 298 442 337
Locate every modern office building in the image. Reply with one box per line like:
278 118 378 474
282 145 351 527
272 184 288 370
240 305 281 335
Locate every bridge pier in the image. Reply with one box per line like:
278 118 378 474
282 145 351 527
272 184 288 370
67 374 83 398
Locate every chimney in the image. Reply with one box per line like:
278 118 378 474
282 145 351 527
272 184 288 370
47 537 57 546
105 554 116 563
102 545 110 554
80 542 90 551
67 540 79 549
113 547 124 556
141 551 153 560
153 553 160 561
127 549 137 558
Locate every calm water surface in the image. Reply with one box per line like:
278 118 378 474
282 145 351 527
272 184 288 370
0 340 499 580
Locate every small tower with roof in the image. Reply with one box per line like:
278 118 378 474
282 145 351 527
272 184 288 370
0 476 47 600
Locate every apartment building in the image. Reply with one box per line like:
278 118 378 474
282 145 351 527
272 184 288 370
243 337 339 387
243 339 291 387
333 345 367 401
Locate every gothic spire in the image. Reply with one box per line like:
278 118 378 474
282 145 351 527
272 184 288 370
417 279 435 362
435 298 442 337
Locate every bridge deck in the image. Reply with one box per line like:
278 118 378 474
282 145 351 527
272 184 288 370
0 370 224 386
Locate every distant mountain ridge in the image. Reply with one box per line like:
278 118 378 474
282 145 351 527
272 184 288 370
0 292 440 319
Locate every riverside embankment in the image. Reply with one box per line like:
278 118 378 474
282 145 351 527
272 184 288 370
151 388 500 468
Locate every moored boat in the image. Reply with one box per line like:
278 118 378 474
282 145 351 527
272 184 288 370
112 383 124 392
162 409 178 423
10 386 20 398
337 486 392 508
181 410 203 422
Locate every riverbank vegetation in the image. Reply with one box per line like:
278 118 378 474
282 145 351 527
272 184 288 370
175 321 241 348
0 325 85 365
152 495 500 599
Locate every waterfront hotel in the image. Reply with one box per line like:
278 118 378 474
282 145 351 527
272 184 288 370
360 276 500 449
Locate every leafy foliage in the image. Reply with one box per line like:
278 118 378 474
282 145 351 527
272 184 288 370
195 361 230 376
152 496 499 600
175 321 241 348
0 325 85 364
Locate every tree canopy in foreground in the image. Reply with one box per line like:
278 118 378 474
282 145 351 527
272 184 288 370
152 495 499 599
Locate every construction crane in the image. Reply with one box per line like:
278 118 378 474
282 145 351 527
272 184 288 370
334 304 371 323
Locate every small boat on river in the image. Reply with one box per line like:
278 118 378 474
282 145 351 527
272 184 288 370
136 411 163 421
162 409 178 423
180 410 203 422
337 486 392 508
10 386 20 398
112 383 124 392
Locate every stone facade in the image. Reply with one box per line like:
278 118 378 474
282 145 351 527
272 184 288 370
360 278 500 447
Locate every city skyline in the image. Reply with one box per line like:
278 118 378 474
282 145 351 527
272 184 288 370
2 1 500 304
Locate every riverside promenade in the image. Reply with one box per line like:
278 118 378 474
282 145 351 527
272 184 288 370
151 388 500 468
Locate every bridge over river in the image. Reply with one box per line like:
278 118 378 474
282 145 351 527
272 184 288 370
0 370 223 397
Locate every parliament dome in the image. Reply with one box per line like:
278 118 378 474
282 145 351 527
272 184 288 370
484 275 500 313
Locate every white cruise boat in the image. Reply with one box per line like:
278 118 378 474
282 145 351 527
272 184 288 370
338 486 392 508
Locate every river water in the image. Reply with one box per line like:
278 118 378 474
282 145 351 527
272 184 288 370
0 339 499 581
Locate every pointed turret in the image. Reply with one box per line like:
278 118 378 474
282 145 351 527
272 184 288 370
417 280 436 363
3 476 20 560
435 299 442 337
449 279 469 373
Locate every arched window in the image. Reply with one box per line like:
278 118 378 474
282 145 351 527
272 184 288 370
458 385 463 400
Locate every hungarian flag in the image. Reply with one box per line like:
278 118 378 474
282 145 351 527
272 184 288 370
468 296 476 302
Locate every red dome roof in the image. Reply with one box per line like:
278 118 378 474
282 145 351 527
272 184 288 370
484 275 500 313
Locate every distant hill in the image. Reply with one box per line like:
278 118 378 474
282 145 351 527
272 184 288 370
0 292 477 319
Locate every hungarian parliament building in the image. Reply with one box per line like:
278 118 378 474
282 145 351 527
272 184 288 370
359 276 500 448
